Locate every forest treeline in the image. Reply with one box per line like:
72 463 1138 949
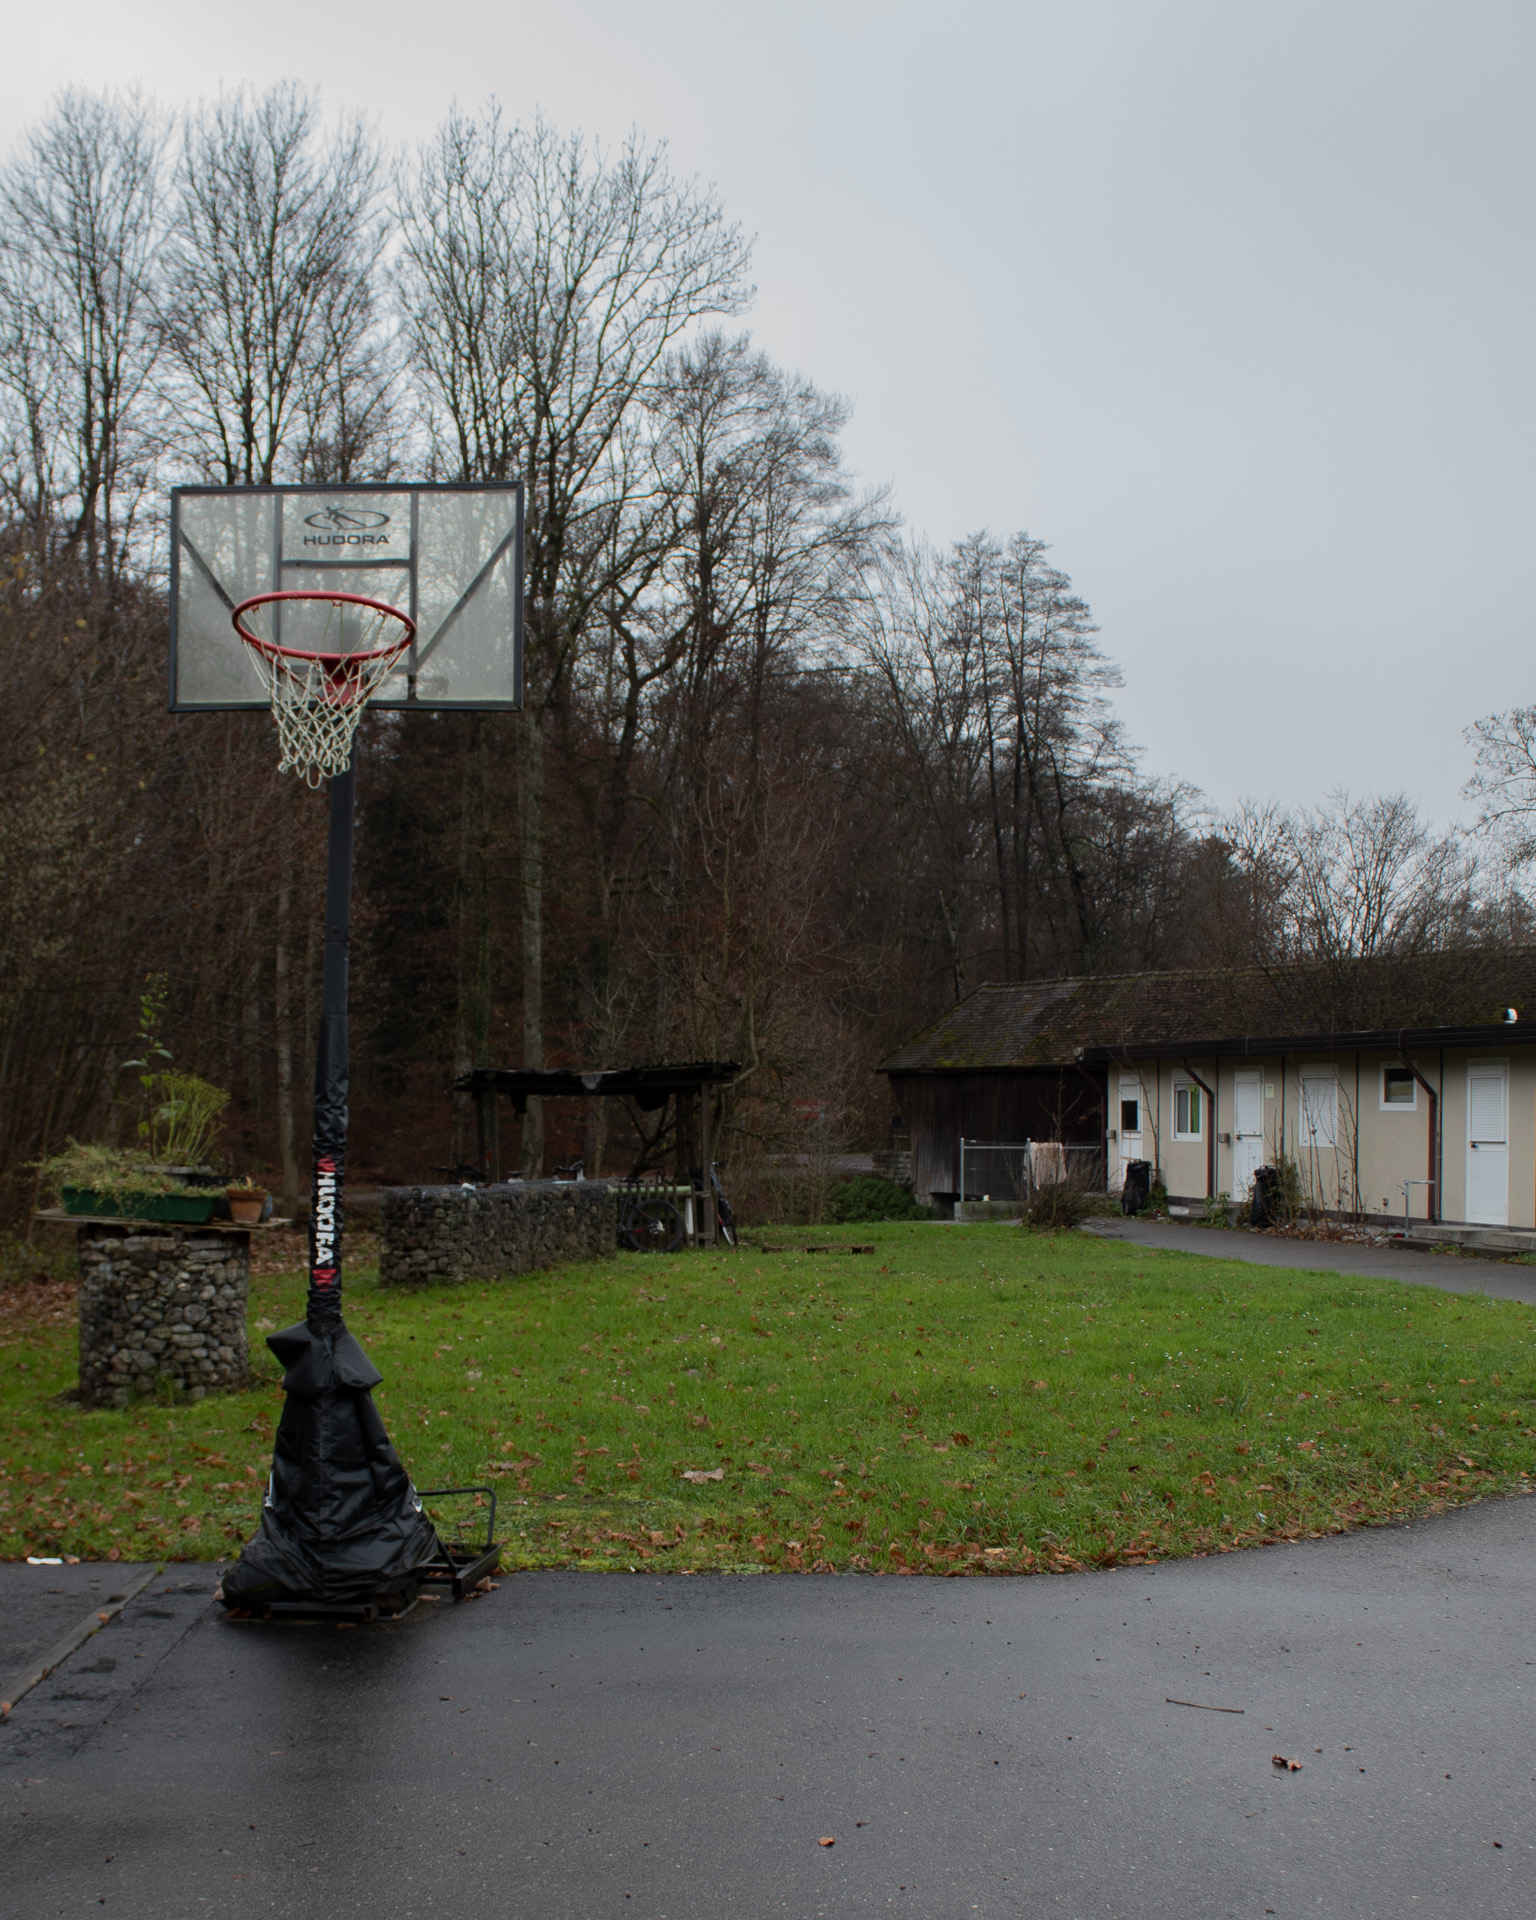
2 86 1532 1220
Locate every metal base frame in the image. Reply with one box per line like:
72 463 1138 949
234 1485 502 1622
414 1484 503 1600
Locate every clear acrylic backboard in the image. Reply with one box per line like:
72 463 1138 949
169 483 523 710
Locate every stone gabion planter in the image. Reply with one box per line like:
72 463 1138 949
77 1225 250 1408
379 1179 618 1287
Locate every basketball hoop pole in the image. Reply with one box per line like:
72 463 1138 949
307 762 355 1325
220 749 443 1614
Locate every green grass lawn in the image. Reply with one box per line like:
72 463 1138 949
3 1223 1535 1574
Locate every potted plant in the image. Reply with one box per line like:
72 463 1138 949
225 1175 270 1226
38 1142 219 1225
136 1071 230 1169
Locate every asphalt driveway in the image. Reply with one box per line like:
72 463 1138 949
1082 1216 1536 1306
3 1492 1533 1919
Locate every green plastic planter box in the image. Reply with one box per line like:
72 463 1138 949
61 1188 215 1224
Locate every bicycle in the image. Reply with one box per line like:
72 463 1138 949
689 1163 738 1247
616 1182 686 1253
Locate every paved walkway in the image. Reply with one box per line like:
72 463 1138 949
0 1559 152 1687
4 1495 1534 1918
1082 1215 1536 1304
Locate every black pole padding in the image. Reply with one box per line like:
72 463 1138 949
307 764 354 1328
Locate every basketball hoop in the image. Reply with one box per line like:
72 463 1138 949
232 590 415 786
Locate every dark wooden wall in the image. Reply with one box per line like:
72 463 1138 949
887 1068 1107 1200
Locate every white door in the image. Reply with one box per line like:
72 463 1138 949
1117 1076 1144 1185
1233 1070 1265 1200
1466 1063 1509 1226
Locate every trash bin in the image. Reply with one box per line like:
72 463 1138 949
1121 1159 1151 1217
1251 1164 1279 1227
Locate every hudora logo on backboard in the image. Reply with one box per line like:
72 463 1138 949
302 506 393 548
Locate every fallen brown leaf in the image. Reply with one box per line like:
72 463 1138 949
818 1837 835 1847
1271 1755 1302 1771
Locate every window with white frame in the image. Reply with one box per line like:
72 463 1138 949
1173 1080 1203 1140
1300 1070 1339 1150
1381 1065 1417 1110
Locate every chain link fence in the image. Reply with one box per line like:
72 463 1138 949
957 1139 1107 1203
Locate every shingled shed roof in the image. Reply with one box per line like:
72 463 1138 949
879 949 1536 1074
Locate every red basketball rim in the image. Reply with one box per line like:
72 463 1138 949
231 588 417 663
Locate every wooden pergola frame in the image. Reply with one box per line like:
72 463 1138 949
450 1061 740 1246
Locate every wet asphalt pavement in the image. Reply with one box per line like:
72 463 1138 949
0 1560 153 1684
5 1231 1534 1915
1082 1217 1536 1306
2 1496 1534 1919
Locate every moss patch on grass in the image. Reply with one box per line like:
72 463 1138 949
4 1223 1535 1572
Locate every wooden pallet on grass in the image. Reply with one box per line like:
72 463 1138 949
750 1241 875 1255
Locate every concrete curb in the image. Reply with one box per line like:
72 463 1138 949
0 1563 161 1718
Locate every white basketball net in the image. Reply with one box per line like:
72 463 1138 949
236 597 412 788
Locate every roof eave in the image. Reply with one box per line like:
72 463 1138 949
1077 1024 1531 1065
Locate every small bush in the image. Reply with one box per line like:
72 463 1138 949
824 1175 930 1224
1024 1181 1095 1231
1202 1190 1234 1228
1272 1156 1307 1224
139 1072 229 1166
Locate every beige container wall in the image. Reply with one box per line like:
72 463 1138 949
1112 1046 1536 1226
1278 1057 1352 1212
1177 1057 1285 1201
1152 1058 1216 1199
1440 1060 1465 1223
1353 1052 1435 1225
1507 1054 1536 1229
1441 1050 1536 1229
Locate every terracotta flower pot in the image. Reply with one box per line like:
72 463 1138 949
226 1189 268 1226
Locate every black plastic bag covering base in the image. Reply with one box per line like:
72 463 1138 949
1250 1164 1279 1228
221 1319 442 1611
1121 1158 1152 1217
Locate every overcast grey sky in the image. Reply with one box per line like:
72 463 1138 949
8 0 1533 822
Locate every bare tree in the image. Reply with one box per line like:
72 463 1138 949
1278 790 1474 962
960 531 1125 975
1466 707 1536 868
397 106 752 1169
854 531 1148 989
158 84 388 485
0 89 165 592
1209 787 1488 1023
853 540 989 1000
566 331 888 1138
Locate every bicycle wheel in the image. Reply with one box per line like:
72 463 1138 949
618 1195 685 1253
715 1192 738 1247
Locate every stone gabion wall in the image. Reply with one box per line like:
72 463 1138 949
77 1226 250 1408
379 1180 618 1287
